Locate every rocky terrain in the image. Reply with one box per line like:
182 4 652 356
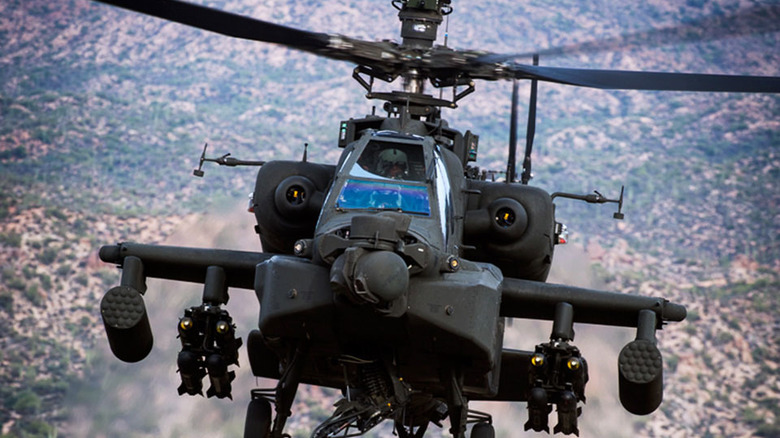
1 0 779 437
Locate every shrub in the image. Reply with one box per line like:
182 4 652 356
757 423 780 437
7 276 26 291
0 146 27 160
37 248 58 265
0 232 22 247
44 207 67 221
17 419 55 437
0 292 13 313
12 391 41 415
74 273 89 286
24 284 44 307
56 263 72 277
715 331 734 346
39 274 52 289
666 354 680 373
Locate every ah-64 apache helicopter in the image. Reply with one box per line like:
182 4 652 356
92 0 780 437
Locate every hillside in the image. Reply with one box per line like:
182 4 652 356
1 0 779 437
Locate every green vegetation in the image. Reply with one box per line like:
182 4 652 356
0 232 22 247
0 292 13 314
1 419 57 438
38 274 52 290
36 248 58 266
666 353 679 373
74 273 89 287
714 331 734 346
55 263 71 277
757 421 780 438
7 275 26 292
24 284 43 307
0 146 28 160
12 391 42 415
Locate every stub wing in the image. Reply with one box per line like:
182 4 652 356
500 277 686 327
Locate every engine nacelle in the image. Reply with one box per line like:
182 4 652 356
463 181 555 281
252 161 335 254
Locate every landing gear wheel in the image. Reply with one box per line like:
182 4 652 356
470 422 495 438
244 398 272 438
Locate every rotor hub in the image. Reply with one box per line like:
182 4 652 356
396 1 447 49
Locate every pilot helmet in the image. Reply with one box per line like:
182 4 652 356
377 148 408 176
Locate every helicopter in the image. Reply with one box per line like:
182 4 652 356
91 0 780 437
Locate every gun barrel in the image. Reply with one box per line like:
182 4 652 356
501 278 686 328
99 242 273 289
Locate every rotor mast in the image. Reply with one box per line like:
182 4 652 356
396 0 450 94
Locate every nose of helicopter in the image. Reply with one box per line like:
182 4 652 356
353 250 409 303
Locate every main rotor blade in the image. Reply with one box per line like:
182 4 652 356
477 3 780 63
95 0 330 50
93 0 780 94
508 64 780 93
92 0 402 69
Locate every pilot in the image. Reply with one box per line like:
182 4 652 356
376 148 408 179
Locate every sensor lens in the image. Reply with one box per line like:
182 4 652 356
179 317 193 331
286 185 305 205
216 321 230 334
495 207 515 228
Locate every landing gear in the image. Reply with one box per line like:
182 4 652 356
311 399 382 438
470 422 495 438
444 366 495 438
466 410 494 438
270 344 307 437
395 421 429 438
445 367 468 438
243 342 307 438
244 397 272 438
311 356 409 437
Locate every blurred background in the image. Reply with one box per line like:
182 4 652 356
1 0 778 436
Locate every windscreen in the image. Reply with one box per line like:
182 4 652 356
336 179 431 215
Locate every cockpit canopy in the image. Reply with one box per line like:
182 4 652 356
336 139 431 216
316 131 456 255
354 140 426 182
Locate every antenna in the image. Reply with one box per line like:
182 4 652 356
551 185 626 220
192 143 265 177
193 143 209 177
443 7 450 47
613 186 625 220
521 54 539 185
506 79 519 183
